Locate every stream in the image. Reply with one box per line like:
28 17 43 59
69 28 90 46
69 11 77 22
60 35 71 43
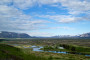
29 45 90 57
10 44 90 57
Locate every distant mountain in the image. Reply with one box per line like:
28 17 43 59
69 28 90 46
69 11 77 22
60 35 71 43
79 33 90 38
0 31 31 38
29 32 90 38
51 33 90 38
51 35 72 38
0 31 90 38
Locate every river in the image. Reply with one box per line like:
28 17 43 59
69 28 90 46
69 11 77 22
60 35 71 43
30 45 90 57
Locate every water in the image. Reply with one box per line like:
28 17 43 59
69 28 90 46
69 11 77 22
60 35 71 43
10 44 90 57
31 46 43 51
30 46 90 57
31 46 68 54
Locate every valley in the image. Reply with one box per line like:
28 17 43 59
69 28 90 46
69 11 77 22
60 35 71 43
0 38 90 60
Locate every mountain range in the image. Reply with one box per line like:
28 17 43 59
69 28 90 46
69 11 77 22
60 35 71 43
0 31 90 38
0 31 31 38
79 33 90 38
51 33 90 38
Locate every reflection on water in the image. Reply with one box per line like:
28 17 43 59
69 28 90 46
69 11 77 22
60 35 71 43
32 46 43 51
85 55 90 56
31 46 67 54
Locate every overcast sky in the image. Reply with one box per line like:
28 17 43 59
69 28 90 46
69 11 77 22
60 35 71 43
0 0 90 36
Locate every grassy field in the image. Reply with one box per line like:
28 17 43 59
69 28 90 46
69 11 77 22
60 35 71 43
0 44 48 60
1 38 90 47
0 38 90 60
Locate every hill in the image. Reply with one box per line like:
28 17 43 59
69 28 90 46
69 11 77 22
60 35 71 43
0 44 47 60
80 33 90 38
51 33 90 38
0 31 31 38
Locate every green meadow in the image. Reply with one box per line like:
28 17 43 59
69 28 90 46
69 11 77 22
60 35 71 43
0 38 90 60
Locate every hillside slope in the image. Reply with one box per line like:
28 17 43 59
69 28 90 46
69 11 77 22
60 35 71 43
0 44 47 60
80 33 90 38
0 31 31 38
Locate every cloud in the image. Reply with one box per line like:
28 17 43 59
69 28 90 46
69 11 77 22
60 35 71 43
0 0 36 9
28 32 54 37
38 26 74 30
36 15 83 23
0 0 90 36
36 0 90 23
12 0 59 9
27 26 74 36
0 0 12 5
58 0 90 15
13 0 37 9
1 0 90 14
0 4 50 31
38 0 90 14
48 27 74 30
37 0 90 15
39 0 90 18
0 0 90 24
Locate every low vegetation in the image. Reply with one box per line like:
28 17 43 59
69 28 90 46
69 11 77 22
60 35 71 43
0 38 90 60
0 44 47 60
60 44 90 54
42 44 90 55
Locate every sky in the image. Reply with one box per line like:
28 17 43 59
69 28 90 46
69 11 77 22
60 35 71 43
0 0 90 37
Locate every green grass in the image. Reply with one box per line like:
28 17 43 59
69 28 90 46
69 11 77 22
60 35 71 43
0 44 89 60
59 44 90 54
0 38 90 60
41 44 90 56
0 44 47 60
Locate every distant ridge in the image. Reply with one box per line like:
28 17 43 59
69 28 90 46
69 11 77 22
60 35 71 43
0 31 90 38
0 31 31 38
51 33 90 38
80 32 90 38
